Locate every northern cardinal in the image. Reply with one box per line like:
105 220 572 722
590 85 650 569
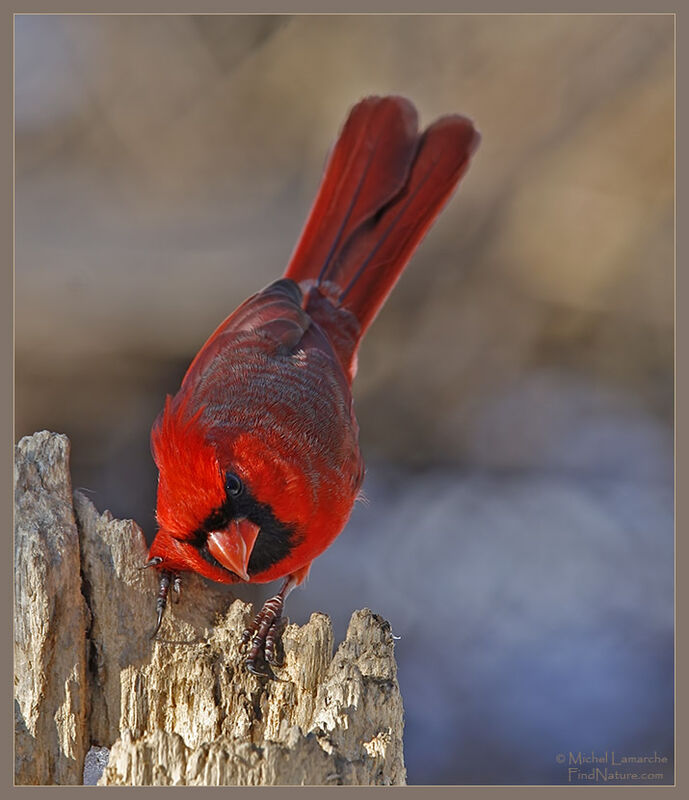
143 96 479 676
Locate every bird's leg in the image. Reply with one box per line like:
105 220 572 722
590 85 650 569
171 573 182 604
242 575 298 678
147 568 181 639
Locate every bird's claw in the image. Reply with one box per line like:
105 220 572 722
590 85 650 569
171 574 182 604
149 569 181 639
241 595 288 679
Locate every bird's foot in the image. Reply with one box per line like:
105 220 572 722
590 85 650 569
241 594 289 679
140 563 182 639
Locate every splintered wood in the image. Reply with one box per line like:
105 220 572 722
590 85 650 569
14 432 406 786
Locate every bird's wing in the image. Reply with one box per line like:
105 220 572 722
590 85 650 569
180 279 316 388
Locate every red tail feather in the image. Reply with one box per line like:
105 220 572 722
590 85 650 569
285 95 480 338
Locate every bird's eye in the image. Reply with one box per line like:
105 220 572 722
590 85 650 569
226 472 243 497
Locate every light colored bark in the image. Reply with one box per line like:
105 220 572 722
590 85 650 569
14 431 406 786
14 432 90 785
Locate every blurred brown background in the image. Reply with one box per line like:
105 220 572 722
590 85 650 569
15 14 673 785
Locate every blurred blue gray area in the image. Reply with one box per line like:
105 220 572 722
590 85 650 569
15 14 674 785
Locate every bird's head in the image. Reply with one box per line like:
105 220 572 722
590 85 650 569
147 395 310 583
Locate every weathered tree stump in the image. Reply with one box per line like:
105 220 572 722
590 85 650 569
14 431 406 786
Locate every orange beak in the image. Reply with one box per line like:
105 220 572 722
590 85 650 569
207 519 260 581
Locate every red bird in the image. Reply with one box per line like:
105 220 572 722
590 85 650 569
144 96 480 676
